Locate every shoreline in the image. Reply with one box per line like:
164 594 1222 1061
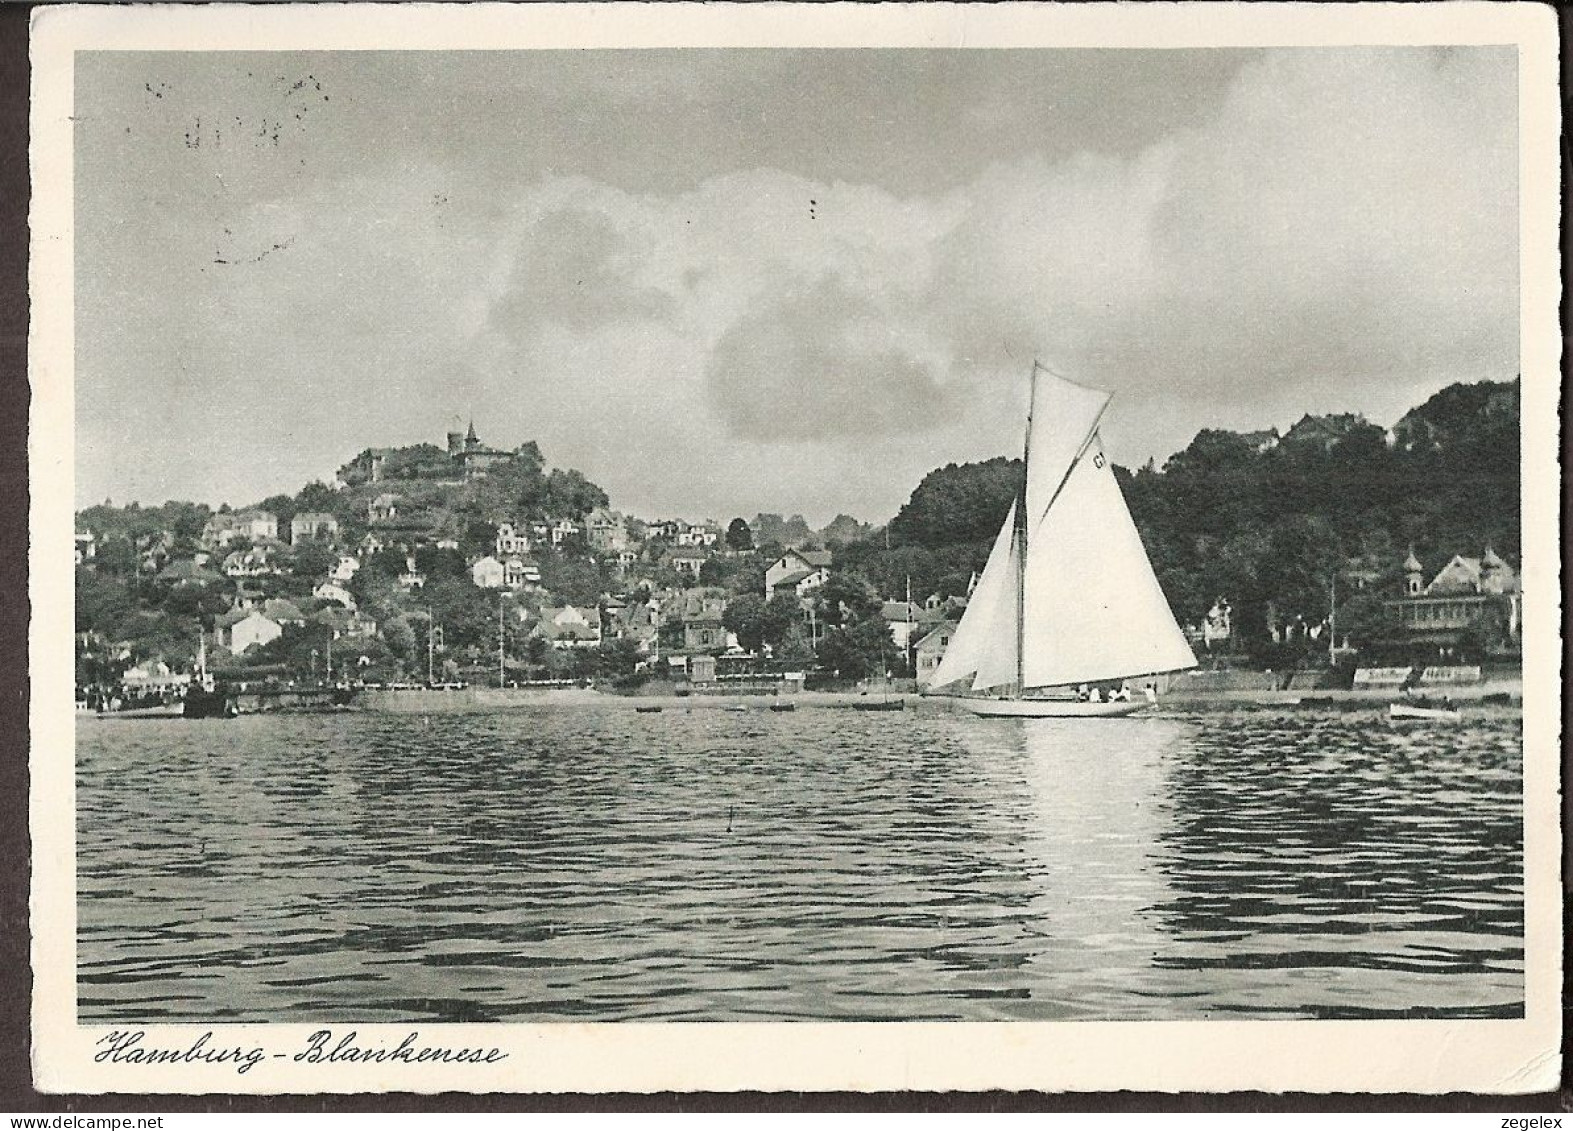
335 683 1524 717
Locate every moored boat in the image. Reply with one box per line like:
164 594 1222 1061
924 363 1197 719
95 700 186 719
1389 701 1462 723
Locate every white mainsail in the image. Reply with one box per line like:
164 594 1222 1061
927 499 1021 692
1020 431 1196 688
930 363 1196 698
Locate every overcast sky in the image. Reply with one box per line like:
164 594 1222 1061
74 46 1517 524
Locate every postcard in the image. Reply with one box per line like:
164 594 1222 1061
30 1 1561 1095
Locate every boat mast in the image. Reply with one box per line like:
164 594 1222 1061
1015 363 1037 698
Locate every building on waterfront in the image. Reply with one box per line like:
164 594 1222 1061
120 660 190 695
609 600 661 654
666 588 728 652
914 621 959 688
1384 547 1520 655
881 600 925 651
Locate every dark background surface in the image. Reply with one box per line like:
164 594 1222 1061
0 0 1563 1113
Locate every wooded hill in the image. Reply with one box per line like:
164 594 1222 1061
836 379 1520 659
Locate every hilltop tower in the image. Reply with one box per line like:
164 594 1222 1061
446 414 466 456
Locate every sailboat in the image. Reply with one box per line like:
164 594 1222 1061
926 362 1197 718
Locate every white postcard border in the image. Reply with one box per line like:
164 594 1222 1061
29 1 1563 1095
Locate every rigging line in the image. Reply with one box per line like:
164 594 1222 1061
1015 363 1037 695
1029 391 1115 532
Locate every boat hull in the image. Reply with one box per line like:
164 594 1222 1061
1388 703 1462 723
94 704 185 719
965 697 1146 718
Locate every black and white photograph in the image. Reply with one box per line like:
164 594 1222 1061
30 1 1560 1095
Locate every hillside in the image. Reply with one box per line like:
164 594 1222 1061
840 379 1521 658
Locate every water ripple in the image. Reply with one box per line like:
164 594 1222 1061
76 706 1522 1022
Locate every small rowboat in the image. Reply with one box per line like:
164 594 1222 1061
768 701 796 713
1389 702 1462 723
635 705 663 714
853 698 905 712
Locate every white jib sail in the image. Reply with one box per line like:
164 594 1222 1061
1021 432 1197 689
927 499 1021 692
1025 365 1111 531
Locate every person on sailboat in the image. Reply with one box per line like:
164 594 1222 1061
1088 687 1102 703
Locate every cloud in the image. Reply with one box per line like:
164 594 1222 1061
76 47 1518 524
705 274 957 440
431 47 1517 519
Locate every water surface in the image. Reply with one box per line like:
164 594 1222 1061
77 705 1523 1022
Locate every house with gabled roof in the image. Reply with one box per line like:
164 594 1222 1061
764 548 832 597
533 606 602 648
668 546 709 576
1384 547 1521 654
914 621 959 688
228 610 283 655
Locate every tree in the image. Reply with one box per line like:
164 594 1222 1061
722 594 768 653
596 636 645 684
760 595 804 652
725 517 754 551
294 480 339 514
815 618 896 681
291 540 338 581
698 555 737 587
543 468 610 518
887 457 1022 550
413 545 467 582
814 573 879 627
539 556 606 607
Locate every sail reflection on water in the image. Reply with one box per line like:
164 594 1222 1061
951 715 1196 1019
